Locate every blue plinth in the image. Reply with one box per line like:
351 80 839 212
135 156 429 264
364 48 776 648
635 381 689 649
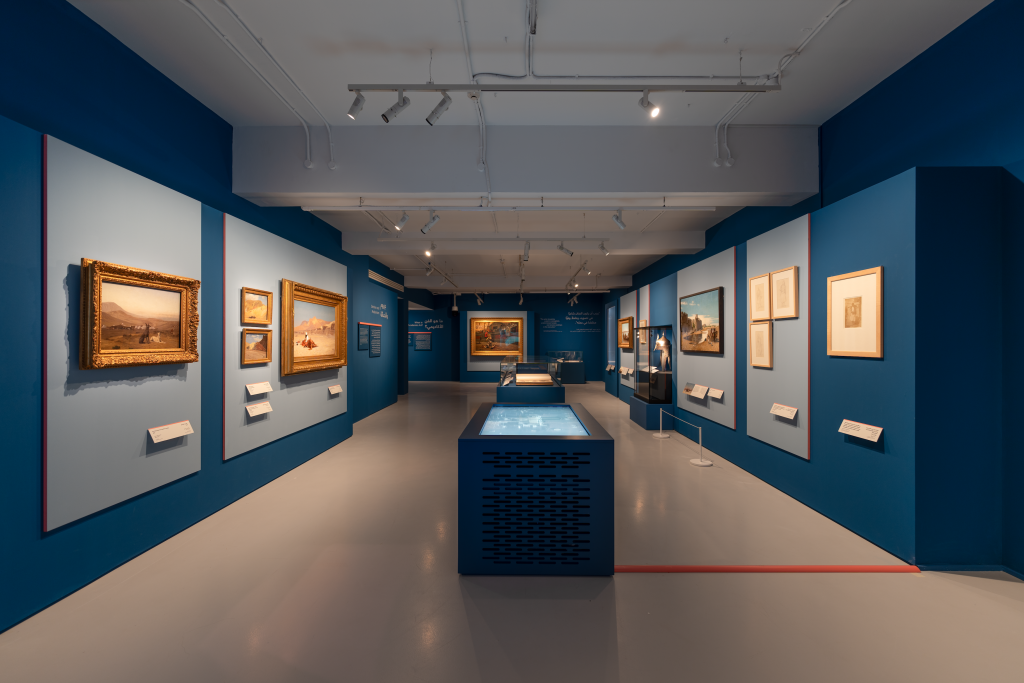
557 360 586 384
630 395 668 430
496 382 565 403
458 403 614 576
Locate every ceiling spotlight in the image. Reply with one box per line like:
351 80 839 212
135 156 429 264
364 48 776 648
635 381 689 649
425 264 434 276
574 281 579 288
347 91 365 120
394 212 409 230
599 242 610 256
639 89 660 118
557 242 574 258
523 241 530 262
612 210 627 230
584 261 592 275
381 89 411 123
426 92 452 126
425 242 435 257
519 292 524 305
475 293 484 305
421 211 440 234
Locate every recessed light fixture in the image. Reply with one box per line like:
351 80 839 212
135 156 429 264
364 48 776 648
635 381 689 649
557 242 574 258
382 89 411 123
421 211 440 234
600 242 610 256
394 212 409 230
347 91 365 120
639 89 660 118
612 210 627 230
426 92 452 126
425 242 435 257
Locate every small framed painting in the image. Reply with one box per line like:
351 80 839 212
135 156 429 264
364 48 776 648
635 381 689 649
618 317 634 349
638 320 648 345
770 266 799 319
749 273 770 321
241 328 272 365
749 322 773 368
281 279 348 376
79 258 200 369
241 287 273 325
827 266 883 358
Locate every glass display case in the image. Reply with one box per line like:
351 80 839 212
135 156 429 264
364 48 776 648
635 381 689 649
499 355 558 387
547 350 586 384
479 404 589 436
634 325 673 404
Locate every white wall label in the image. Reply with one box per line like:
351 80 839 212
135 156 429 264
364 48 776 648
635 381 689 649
328 384 342 395
770 403 798 420
691 385 709 399
839 419 882 442
246 381 273 395
246 401 273 417
707 387 724 400
619 367 628 375
148 420 194 443
606 363 615 371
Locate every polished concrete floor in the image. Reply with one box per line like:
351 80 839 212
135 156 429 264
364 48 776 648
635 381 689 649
2 382 1023 682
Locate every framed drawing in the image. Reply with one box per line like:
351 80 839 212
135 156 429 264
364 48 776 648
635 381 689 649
749 322 773 368
241 287 273 325
281 279 348 376
617 317 634 349
770 266 799 319
749 273 770 321
827 266 882 358
638 320 648 345
79 258 200 369
241 328 272 365
679 287 724 354
470 318 524 357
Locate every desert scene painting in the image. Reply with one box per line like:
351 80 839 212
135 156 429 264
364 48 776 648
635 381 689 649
472 320 521 354
293 300 336 358
100 281 181 350
244 332 269 361
679 289 722 353
244 292 269 321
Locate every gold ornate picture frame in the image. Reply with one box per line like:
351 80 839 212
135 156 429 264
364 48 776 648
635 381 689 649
469 317 524 357
79 258 200 370
241 328 273 366
618 317 634 349
281 279 347 376
241 286 273 325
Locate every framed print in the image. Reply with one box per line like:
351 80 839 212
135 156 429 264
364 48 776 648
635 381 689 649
749 322 773 368
827 266 882 358
281 279 348 376
241 287 273 325
749 273 770 321
241 328 272 365
679 287 724 354
79 258 200 369
470 318 524 357
638 320 648 345
617 317 634 349
770 266 799 319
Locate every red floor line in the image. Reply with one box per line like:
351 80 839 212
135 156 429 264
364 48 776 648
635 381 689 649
614 565 921 574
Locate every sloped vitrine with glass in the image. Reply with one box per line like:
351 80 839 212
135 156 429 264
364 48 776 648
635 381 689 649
633 325 673 404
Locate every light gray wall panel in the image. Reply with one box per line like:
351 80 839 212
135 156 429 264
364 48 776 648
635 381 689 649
746 216 810 459
618 291 637 390
677 247 736 429
225 216 348 460
45 137 202 531
465 311 529 372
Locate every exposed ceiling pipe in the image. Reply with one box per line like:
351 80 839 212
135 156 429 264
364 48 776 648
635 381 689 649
414 255 459 288
455 0 493 203
177 0 313 169
215 0 337 170
362 210 391 234
714 0 851 166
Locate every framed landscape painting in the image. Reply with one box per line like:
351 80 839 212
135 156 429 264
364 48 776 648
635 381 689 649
241 287 273 325
827 266 882 358
241 328 272 365
281 279 347 376
679 287 724 354
80 258 200 369
617 317 633 349
470 318 524 357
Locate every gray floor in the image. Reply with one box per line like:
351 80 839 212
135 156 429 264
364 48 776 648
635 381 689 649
2 381 1023 682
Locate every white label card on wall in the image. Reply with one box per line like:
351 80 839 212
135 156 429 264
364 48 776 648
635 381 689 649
246 381 273 395
707 388 724 400
691 385 709 399
770 403 798 420
148 420 194 443
838 419 882 442
246 401 273 417
328 385 342 395
606 363 615 371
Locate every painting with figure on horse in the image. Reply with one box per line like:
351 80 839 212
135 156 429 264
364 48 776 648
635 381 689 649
293 299 336 358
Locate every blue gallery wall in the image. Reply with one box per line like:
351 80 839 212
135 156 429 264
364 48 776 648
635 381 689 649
409 310 453 381
349 277 399 422
1003 173 1024 574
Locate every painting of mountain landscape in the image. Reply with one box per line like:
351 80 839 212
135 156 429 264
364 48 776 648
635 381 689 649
293 300 336 358
100 281 181 350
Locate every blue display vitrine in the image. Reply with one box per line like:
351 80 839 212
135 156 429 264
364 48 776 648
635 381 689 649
458 403 614 576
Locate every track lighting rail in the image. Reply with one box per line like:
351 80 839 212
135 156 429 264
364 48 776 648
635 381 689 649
305 205 715 212
348 83 779 94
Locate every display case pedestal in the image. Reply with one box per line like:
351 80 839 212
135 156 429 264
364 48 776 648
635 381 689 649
630 395 666 430
496 382 566 403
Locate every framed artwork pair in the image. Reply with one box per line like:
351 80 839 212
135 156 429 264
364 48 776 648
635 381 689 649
240 286 273 366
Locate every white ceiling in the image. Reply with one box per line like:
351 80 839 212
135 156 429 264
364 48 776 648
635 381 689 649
70 0 991 290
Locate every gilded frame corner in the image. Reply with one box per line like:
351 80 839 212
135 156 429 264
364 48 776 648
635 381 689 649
281 279 348 376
